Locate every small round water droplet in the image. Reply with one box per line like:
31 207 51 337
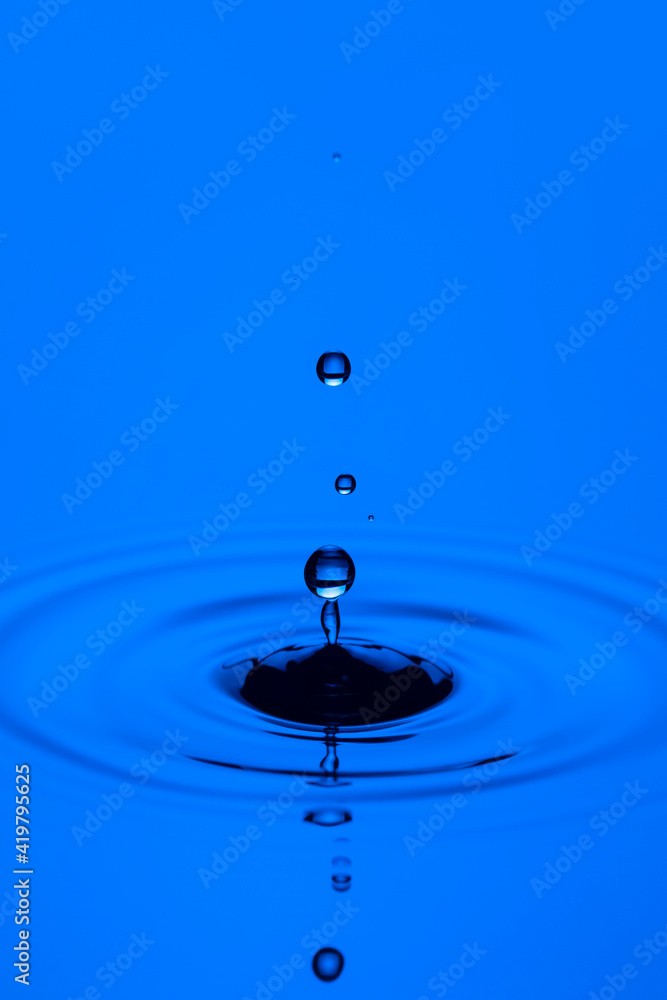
368 514 374 521
316 352 351 386
313 948 344 982
332 152 341 162
335 474 356 495
304 545 355 600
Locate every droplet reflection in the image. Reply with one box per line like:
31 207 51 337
304 810 352 827
313 948 344 982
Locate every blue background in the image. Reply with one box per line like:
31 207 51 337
1 0 666 997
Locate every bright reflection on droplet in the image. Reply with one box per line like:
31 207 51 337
316 352 351 386
313 948 344 982
304 545 355 600
335 474 356 495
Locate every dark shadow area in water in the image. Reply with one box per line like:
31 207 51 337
237 641 453 725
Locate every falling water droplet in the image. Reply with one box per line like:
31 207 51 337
316 352 351 386
368 514 375 521
332 152 341 162
335 474 356 495
304 545 355 600
313 948 345 982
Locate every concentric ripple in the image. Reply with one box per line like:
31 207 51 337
2 525 666 810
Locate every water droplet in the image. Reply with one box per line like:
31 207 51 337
304 545 355 600
304 810 352 827
335 474 356 495
313 948 344 982
332 874 351 885
332 152 341 162
368 514 375 521
316 352 351 386
332 856 351 867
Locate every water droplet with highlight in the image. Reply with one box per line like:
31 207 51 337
313 948 344 982
304 545 355 600
332 152 341 162
335 474 356 495
368 514 374 521
316 352 351 386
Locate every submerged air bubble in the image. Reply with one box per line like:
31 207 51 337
335 474 356 495
316 352 351 386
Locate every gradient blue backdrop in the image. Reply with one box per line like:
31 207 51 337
1 1 666 997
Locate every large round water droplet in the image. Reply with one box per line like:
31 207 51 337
304 545 355 600
313 948 344 982
335 474 356 495
316 352 351 386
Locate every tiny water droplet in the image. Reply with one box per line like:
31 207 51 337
304 810 352 827
332 874 351 885
368 514 375 521
316 352 351 386
335 474 356 495
313 948 344 982
332 856 351 867
304 545 355 600
332 152 342 162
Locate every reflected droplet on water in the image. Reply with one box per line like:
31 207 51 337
304 810 352 827
316 352 351 386
335 474 356 495
313 948 345 982
304 545 355 600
